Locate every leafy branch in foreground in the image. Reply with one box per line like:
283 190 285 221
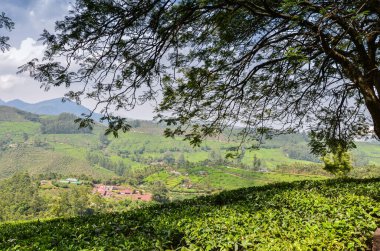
18 0 380 163
0 12 14 52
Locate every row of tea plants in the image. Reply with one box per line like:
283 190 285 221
1 178 380 250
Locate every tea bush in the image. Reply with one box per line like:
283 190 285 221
1 178 380 250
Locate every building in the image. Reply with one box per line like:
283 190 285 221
59 178 82 185
94 184 152 201
132 194 152 201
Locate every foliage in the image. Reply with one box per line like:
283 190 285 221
150 181 170 203
87 152 129 176
282 144 320 163
349 164 380 179
1 178 380 250
98 133 110 149
322 150 353 176
0 173 45 221
19 0 380 157
0 172 144 222
40 113 92 134
145 165 324 194
49 186 93 217
0 12 14 52
252 154 262 170
0 111 380 181
275 163 331 176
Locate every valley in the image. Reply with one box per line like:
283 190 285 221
0 104 380 200
0 101 380 249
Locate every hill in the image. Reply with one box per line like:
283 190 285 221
1 178 379 250
0 105 379 192
0 107 114 180
1 98 103 122
0 106 39 122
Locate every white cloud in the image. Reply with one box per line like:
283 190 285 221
0 75 19 90
0 37 46 92
0 37 45 67
0 37 65 103
0 37 46 99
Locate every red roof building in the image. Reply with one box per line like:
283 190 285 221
132 194 152 201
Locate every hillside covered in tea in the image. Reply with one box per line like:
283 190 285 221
1 178 379 250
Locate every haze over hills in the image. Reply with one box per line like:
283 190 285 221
0 98 103 122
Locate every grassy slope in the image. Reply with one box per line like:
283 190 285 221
0 145 114 179
0 117 115 179
0 106 380 186
1 178 380 250
354 142 380 165
0 122 378 180
108 130 380 168
145 166 324 193
0 122 40 138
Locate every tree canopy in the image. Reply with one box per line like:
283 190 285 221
19 0 380 158
40 113 92 134
0 12 14 52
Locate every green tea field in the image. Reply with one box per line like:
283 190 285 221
1 178 380 250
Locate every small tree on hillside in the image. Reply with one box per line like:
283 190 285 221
151 181 170 203
98 133 110 149
253 154 262 171
177 153 186 165
322 149 353 176
163 152 175 165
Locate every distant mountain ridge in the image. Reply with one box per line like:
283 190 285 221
0 98 103 122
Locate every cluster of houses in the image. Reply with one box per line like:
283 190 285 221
93 185 152 201
40 177 153 202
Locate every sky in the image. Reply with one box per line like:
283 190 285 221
0 0 155 120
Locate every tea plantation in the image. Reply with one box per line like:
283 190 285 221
1 178 380 250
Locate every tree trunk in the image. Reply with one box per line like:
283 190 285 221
367 101 380 139
360 80 380 139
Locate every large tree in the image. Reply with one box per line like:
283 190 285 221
20 0 380 157
0 12 14 52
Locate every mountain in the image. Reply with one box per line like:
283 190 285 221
6 99 30 110
3 98 103 122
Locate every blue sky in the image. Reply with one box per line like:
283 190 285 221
2 0 71 45
0 0 154 120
